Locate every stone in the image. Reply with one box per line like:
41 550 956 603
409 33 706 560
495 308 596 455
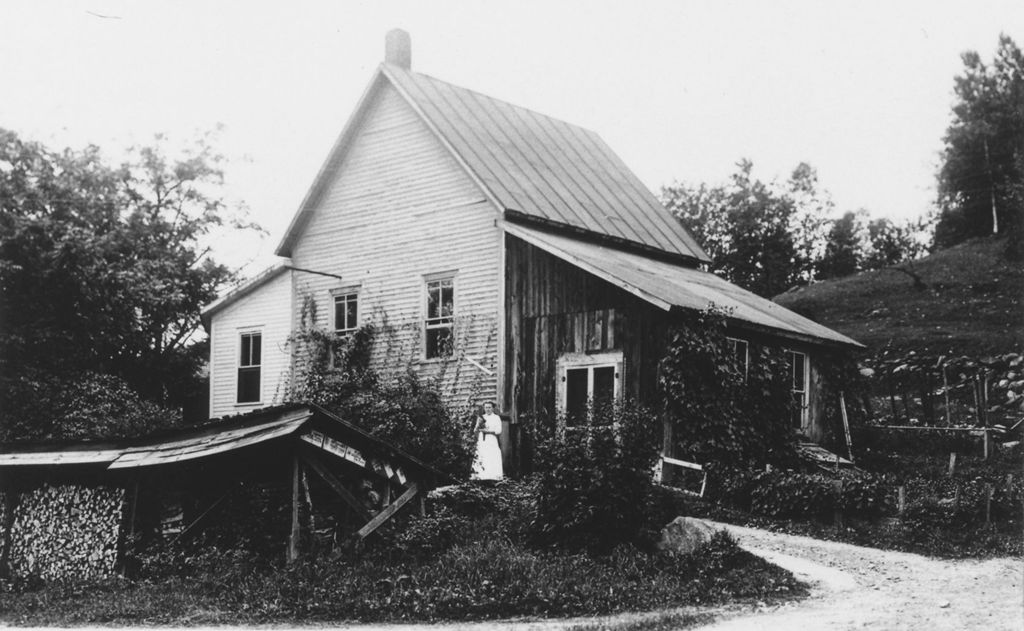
657 516 723 556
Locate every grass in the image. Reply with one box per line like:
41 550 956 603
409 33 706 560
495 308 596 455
0 481 807 626
774 235 1024 355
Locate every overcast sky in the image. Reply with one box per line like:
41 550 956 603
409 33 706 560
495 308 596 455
2 1 1021 273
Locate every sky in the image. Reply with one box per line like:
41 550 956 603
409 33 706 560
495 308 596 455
2 0 1021 274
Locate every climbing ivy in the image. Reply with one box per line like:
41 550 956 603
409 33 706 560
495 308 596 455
659 308 799 469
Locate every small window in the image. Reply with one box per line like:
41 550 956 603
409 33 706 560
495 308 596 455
726 337 749 378
333 292 359 338
557 352 624 426
424 277 454 359
787 350 808 428
237 332 262 404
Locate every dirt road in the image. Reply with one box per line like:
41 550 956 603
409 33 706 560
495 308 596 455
694 520 1023 630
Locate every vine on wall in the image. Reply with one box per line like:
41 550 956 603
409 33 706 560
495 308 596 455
659 308 799 469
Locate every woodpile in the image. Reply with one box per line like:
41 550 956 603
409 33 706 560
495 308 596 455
4 484 124 581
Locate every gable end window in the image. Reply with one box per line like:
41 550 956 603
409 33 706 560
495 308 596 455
726 337 749 379
333 292 359 338
787 350 808 428
424 276 455 359
237 331 262 404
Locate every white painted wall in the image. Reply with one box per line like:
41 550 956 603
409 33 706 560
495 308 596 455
289 82 501 412
208 269 294 418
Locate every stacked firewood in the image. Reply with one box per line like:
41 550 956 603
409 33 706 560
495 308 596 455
6 484 124 581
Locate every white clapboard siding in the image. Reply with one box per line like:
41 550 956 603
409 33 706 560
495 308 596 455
209 269 294 418
290 83 500 411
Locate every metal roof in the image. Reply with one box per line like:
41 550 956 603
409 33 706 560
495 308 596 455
276 64 710 264
506 223 863 349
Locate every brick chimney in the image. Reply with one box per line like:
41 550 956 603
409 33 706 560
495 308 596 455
385 29 411 69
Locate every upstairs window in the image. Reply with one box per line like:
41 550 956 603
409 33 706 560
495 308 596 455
237 331 262 404
726 337 749 379
333 292 359 338
557 352 624 426
424 276 454 359
787 350 808 428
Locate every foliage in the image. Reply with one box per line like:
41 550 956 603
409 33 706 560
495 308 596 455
531 401 662 553
935 34 1024 255
0 128 257 439
817 211 864 279
283 305 473 478
0 370 180 441
861 216 929 271
712 469 890 522
658 309 798 468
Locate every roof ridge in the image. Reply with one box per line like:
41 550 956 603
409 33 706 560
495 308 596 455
384 63 604 139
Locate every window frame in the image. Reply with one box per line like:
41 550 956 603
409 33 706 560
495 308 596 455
786 349 809 428
331 287 360 339
236 329 263 405
555 351 625 426
423 272 456 360
726 336 749 380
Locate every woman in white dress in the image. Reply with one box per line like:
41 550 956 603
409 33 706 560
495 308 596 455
471 401 503 480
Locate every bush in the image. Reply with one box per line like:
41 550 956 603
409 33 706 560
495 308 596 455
531 400 661 552
0 370 181 441
713 469 891 523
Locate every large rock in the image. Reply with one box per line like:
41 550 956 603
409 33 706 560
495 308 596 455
657 516 723 556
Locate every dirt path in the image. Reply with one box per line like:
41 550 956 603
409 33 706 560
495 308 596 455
694 520 1023 630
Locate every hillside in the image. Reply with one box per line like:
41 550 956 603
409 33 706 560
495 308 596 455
774 236 1023 356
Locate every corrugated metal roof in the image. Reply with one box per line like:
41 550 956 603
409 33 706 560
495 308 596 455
506 224 863 348
383 65 710 263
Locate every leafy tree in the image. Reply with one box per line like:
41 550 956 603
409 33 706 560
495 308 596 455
664 160 825 297
861 217 928 270
0 129 255 439
817 211 864 279
935 34 1024 252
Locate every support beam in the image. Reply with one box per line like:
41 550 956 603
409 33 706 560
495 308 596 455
298 448 373 522
288 457 300 563
357 483 419 539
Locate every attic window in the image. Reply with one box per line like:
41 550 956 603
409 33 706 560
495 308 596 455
237 331 262 404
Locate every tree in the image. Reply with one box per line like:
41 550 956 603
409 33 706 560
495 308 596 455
817 211 864 279
664 160 825 297
935 34 1024 252
861 217 928 270
0 129 256 439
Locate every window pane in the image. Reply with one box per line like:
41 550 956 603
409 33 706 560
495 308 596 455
240 334 251 365
250 334 261 365
237 367 260 403
565 368 589 426
426 326 453 359
346 298 357 329
593 366 615 410
441 283 454 317
427 285 440 319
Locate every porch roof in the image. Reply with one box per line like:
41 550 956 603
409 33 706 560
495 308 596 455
505 223 863 349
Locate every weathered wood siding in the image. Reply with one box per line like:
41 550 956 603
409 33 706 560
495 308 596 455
504 235 671 424
289 83 501 411
209 270 294 418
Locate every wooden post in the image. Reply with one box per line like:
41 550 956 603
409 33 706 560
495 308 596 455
288 457 301 564
833 479 844 530
948 452 957 477
953 486 960 508
834 453 840 472
985 484 993 524
941 364 951 426
982 374 990 460
839 391 854 462
417 494 426 518
127 477 140 539
897 486 906 516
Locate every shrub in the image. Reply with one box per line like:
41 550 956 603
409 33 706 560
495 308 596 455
531 400 661 552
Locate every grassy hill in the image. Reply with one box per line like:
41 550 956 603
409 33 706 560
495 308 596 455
774 236 1023 356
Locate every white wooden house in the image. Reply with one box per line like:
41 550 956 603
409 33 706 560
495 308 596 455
201 31 861 453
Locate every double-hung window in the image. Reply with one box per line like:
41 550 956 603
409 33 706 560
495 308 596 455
787 350 808 428
424 276 454 359
237 331 262 404
726 337 749 379
556 352 624 426
333 291 359 338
